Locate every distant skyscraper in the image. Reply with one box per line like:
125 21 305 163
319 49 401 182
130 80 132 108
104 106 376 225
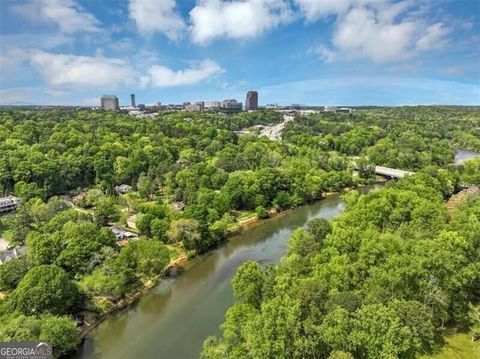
221 99 243 113
130 94 136 107
100 95 119 110
245 91 258 111
185 102 204 112
204 101 221 109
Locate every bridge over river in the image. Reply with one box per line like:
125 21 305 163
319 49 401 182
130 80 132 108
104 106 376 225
374 165 415 179
352 161 414 179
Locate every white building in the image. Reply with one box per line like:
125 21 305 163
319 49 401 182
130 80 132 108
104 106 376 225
324 106 338 112
0 196 21 214
204 101 221 109
221 99 243 112
185 102 204 111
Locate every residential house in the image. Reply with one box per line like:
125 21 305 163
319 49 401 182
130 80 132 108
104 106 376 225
0 196 21 214
0 245 26 265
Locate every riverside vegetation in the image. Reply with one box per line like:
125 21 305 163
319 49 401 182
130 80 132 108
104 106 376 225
0 106 478 357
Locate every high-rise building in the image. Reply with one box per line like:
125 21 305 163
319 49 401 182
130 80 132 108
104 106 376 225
204 101 221 109
185 102 204 111
130 94 136 108
221 99 243 113
245 91 258 111
101 95 119 110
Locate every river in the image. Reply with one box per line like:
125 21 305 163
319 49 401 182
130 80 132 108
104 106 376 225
455 148 480 163
72 185 380 359
71 148 480 359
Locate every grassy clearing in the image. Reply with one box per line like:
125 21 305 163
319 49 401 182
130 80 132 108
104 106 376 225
421 332 479 359
234 210 256 221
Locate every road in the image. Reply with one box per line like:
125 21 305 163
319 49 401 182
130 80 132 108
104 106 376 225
260 114 294 141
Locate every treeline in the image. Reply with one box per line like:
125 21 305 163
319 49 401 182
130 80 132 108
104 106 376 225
202 168 480 358
0 109 366 254
284 106 479 170
0 198 170 356
0 107 478 356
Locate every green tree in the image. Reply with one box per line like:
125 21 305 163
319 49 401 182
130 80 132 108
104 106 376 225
26 232 63 266
306 217 332 241
0 258 29 291
467 303 480 341
255 206 269 219
119 240 170 278
151 218 169 242
39 315 81 357
94 196 119 226
0 314 80 358
350 301 434 359
12 265 78 315
136 213 155 237
167 218 201 250
273 191 292 210
55 222 115 275
232 261 265 308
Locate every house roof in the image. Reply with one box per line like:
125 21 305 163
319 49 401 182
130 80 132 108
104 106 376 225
114 184 133 194
0 245 26 265
109 225 136 239
170 201 186 211
0 195 21 206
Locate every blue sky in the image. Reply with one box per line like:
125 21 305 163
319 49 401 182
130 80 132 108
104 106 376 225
0 0 479 106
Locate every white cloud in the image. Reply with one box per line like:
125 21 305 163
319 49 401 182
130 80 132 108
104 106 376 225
0 33 72 51
29 51 223 89
30 51 137 88
43 88 68 97
259 76 480 106
310 44 337 62
332 7 418 63
0 48 31 69
129 0 186 40
305 0 450 63
441 65 467 77
11 0 100 33
147 60 224 87
110 38 135 52
190 0 293 44
416 23 451 51
294 0 355 21
0 88 40 105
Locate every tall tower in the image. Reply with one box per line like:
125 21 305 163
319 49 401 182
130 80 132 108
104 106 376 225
245 91 258 111
100 95 119 110
130 94 136 108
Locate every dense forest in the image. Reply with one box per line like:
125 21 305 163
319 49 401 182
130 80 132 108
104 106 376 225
202 166 480 358
0 106 479 357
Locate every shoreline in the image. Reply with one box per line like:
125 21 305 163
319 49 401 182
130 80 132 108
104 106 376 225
78 252 189 339
76 178 388 344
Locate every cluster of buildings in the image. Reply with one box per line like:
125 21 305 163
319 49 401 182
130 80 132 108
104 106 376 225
324 106 353 113
100 91 259 113
99 91 355 115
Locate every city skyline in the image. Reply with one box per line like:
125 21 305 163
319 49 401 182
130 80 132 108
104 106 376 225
1 0 479 106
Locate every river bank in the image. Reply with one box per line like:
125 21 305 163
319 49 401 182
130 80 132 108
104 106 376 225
78 252 190 339
72 149 479 353
75 178 389 349
71 183 384 359
454 148 480 164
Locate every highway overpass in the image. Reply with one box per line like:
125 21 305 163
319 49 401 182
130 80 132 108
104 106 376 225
374 166 415 179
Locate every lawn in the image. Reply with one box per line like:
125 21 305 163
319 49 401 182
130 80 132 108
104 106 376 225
421 332 479 359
